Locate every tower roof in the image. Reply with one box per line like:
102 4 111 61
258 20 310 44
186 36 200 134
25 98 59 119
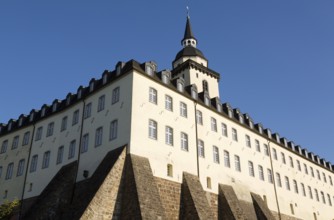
182 16 197 42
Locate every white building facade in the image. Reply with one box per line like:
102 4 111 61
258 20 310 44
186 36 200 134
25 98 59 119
0 16 333 219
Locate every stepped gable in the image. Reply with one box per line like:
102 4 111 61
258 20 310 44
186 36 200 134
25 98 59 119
23 161 78 220
179 172 215 219
218 184 247 220
251 193 275 220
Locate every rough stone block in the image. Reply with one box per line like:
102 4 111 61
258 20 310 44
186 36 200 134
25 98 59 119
251 192 275 220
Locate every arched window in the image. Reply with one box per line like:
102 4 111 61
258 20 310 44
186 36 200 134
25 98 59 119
202 80 209 92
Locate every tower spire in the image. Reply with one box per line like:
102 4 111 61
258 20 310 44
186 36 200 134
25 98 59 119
181 13 197 48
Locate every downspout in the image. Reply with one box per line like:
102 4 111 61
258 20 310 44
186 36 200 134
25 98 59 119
70 100 86 203
267 139 281 220
19 123 36 219
194 101 200 178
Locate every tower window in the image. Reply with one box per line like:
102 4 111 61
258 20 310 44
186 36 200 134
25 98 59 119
202 80 209 92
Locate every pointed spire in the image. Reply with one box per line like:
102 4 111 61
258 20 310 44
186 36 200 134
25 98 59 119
181 16 197 48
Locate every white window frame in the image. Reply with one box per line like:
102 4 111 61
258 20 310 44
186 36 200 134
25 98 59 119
97 95 105 112
234 155 241 172
57 146 64 164
149 87 157 104
258 165 264 181
198 140 205 158
46 122 54 137
95 127 103 147
1 140 8 154
72 110 79 125
35 127 43 141
17 159 25 176
196 110 203 125
112 87 120 104
5 163 14 180
22 132 30 146
211 117 217 132
165 95 173 111
245 135 251 147
248 161 254 177
42 151 51 169
232 128 238 141
84 103 92 119
213 146 220 164
61 116 68 131
81 133 89 153
68 140 76 159
148 119 157 140
224 150 230 168
180 102 187 118
110 120 118 141
30 155 38 173
165 126 173 146
12 136 19 150
181 132 188 151
221 123 227 137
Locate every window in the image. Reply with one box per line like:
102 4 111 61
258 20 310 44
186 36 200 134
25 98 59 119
112 87 120 104
35 127 43 141
207 177 212 189
61 116 68 131
289 156 294 168
180 132 188 151
317 170 321 180
255 139 260 152
224 150 230 168
46 122 54 137
198 140 204 158
281 152 286 164
304 164 308 175
165 95 173 111
297 160 301 171
330 176 333 186
97 95 105 112
165 126 173 146
321 191 325 204
42 151 51 169
245 135 251 147
267 169 273 183
221 123 227 137
276 173 282 187
110 120 118 141
213 146 220 164
180 102 187 118
12 136 19 150
258 165 264 181
234 155 241 172
272 148 277 160
149 87 157 104
232 128 238 141
22 132 30 146
248 161 255 177
30 155 38 173
263 144 269 156
167 164 173 177
202 80 208 92
293 180 298 194
301 183 306 196
285 176 290 190
314 189 319 201
84 103 92 119
327 194 332 206
308 186 313 199
196 110 203 125
57 146 64 164
323 173 327 183
310 167 314 177
1 140 8 154
68 140 76 159
211 117 217 132
17 159 25 176
5 163 14 180
72 110 79 125
290 203 294 215
148 119 157 140
95 127 103 147
81 134 89 153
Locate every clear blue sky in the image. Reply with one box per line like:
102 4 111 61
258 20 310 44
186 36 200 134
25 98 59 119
1 1 333 164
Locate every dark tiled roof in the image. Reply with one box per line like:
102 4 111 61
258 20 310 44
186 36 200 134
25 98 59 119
174 46 207 62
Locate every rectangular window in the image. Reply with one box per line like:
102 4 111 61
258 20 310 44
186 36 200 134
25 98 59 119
281 152 286 164
61 116 68 131
221 123 228 136
5 163 14 180
213 146 220 164
224 150 230 168
180 102 187 118
165 126 174 146
57 146 64 164
95 127 103 147
68 140 76 159
35 127 43 141
258 165 264 181
112 87 120 104
17 159 25 176
198 140 205 158
181 132 188 151
1 140 8 154
317 170 321 180
267 169 273 183
315 189 319 201
22 132 30 146
285 176 290 190
165 95 173 111
12 136 19 150
272 148 277 160
72 110 79 125
148 119 157 140
30 155 38 173
276 172 282 187
196 110 203 125
149 87 157 104
301 183 306 196
329 176 333 186
248 161 255 177
46 122 54 137
234 155 241 172
289 156 294 168
232 128 238 141
293 180 298 194
81 133 89 153
323 173 327 183
84 103 92 119
327 194 332 206
310 167 314 177
263 144 269 156
308 186 313 199
42 151 51 169
297 160 301 171
245 135 251 147
211 117 217 132
110 120 118 141
304 164 308 175
97 95 105 112
321 191 325 204
255 139 260 152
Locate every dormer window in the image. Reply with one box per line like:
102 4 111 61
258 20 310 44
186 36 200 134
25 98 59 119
103 73 108 84
204 95 210 106
77 89 82 99
217 104 222 112
30 112 34 122
228 109 233 118
19 118 23 126
66 95 71 105
239 115 244 124
177 80 184 92
41 108 46 117
89 81 94 92
146 65 154 76
52 103 57 112
8 122 12 131
162 71 171 84
191 86 198 100
202 80 209 92
116 65 121 75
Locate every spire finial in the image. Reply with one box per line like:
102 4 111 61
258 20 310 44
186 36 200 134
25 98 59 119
186 6 190 18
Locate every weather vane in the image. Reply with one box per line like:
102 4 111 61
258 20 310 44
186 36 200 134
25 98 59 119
186 6 190 18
